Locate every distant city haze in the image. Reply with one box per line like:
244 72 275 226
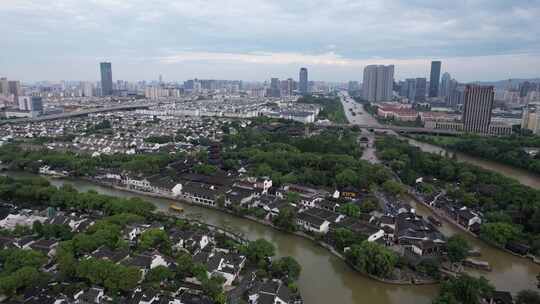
1 0 539 82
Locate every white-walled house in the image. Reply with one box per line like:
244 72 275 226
296 212 330 234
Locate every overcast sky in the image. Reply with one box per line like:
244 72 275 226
1 0 539 83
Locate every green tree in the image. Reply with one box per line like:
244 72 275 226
432 293 459 304
339 203 360 217
346 241 397 278
516 290 540 304
382 180 404 196
175 253 195 279
435 275 494 304
145 265 174 287
201 275 226 304
242 239 276 266
272 206 297 232
32 220 43 235
286 192 301 203
336 169 359 187
0 266 46 296
332 228 366 251
55 241 77 278
76 258 140 293
270 257 302 281
440 164 456 180
446 235 471 263
480 222 521 247
139 228 172 254
0 248 47 273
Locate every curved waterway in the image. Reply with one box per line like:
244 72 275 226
407 197 540 293
3 171 436 304
4 171 540 303
406 138 540 190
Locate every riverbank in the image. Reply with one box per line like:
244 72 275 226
403 135 540 190
407 189 540 268
76 176 437 286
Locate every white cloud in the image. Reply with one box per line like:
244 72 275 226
0 0 539 81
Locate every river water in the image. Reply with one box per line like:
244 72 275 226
4 171 540 304
406 138 540 189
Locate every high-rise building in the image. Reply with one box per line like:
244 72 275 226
0 78 8 96
270 78 281 98
184 79 195 91
362 65 394 102
18 96 31 111
519 81 535 98
429 61 442 97
348 81 360 94
405 79 417 102
30 96 43 114
446 81 462 107
299 68 308 95
8 81 22 101
18 96 43 115
81 82 93 97
522 105 540 135
439 72 452 98
462 85 494 134
415 78 427 102
286 78 295 96
100 62 113 96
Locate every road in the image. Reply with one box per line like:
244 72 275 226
338 92 381 164
338 91 381 127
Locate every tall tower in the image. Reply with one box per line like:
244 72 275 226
440 72 452 98
299 67 308 95
462 85 494 134
270 78 281 98
429 61 442 97
405 79 417 102
100 62 113 96
362 65 394 102
415 78 427 102
7 80 22 103
0 78 8 96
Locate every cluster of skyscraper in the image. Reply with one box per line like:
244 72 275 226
267 68 309 98
387 61 461 106
0 77 44 117
99 62 310 99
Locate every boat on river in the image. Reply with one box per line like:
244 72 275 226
463 258 492 271
169 203 184 213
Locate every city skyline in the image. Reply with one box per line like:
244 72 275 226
1 1 539 82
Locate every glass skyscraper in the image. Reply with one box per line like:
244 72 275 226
429 61 441 97
299 67 308 95
100 62 113 96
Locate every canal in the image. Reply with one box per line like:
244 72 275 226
3 171 437 304
406 137 540 189
4 171 540 304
